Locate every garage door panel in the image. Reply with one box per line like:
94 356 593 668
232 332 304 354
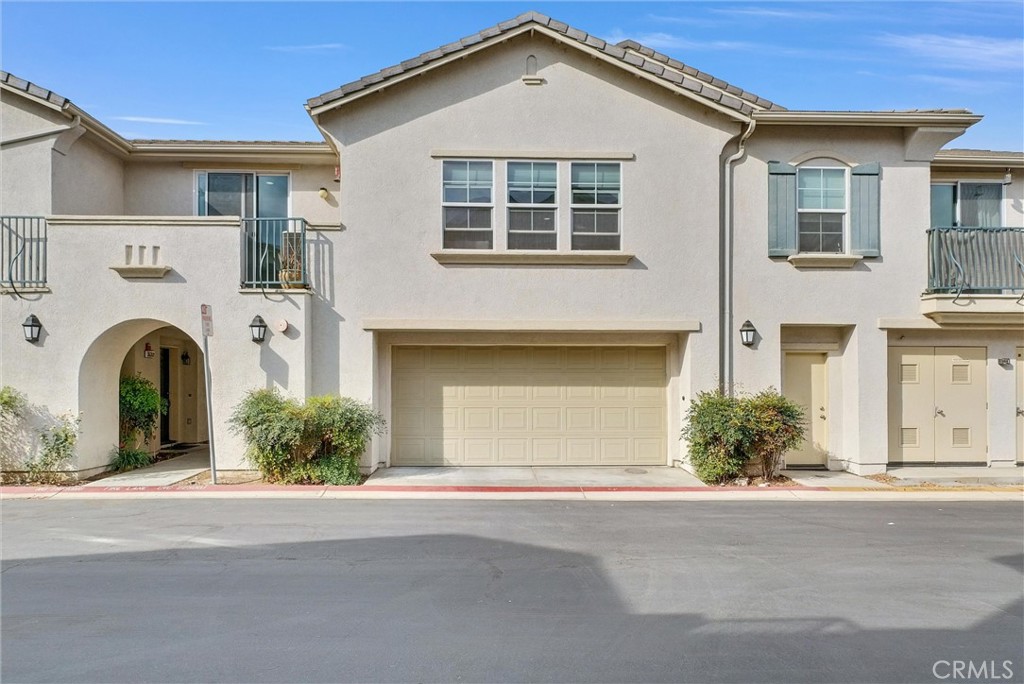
391 346 667 466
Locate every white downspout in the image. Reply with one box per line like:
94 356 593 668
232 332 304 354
721 118 756 395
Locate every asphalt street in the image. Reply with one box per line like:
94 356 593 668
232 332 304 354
2 500 1022 684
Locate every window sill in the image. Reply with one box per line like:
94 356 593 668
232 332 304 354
787 254 863 269
431 251 635 266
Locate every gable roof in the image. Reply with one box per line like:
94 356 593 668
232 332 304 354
306 11 780 119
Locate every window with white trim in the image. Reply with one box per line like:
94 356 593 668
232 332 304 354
930 182 1003 228
507 161 556 249
797 167 846 253
571 162 621 250
442 160 493 249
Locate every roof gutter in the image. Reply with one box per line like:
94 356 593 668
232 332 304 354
753 110 982 128
720 117 756 395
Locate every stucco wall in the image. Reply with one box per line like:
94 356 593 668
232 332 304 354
124 162 338 225
316 32 743 468
52 136 125 215
0 218 312 474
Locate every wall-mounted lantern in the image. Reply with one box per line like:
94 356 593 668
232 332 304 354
739 320 757 347
181 350 191 366
22 314 42 343
250 315 268 344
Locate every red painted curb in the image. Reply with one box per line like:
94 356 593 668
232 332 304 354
2 484 830 494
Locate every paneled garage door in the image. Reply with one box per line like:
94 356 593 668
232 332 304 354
391 345 667 466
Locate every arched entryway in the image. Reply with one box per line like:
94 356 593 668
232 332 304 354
77 319 208 474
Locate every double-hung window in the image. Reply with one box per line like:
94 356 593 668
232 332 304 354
797 167 846 253
442 161 493 249
930 182 1002 228
507 162 557 249
571 163 621 250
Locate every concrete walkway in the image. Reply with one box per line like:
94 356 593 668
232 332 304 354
363 466 706 488
886 465 1023 486
781 469 892 489
82 447 209 488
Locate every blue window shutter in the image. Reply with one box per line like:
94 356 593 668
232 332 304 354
768 161 797 256
851 162 881 257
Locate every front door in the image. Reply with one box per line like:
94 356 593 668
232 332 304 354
783 352 828 467
159 348 171 444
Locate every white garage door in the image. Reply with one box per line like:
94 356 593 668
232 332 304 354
391 345 667 466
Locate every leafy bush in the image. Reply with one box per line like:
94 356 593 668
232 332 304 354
109 447 153 473
0 385 28 419
738 390 806 481
229 389 385 485
119 374 167 449
26 412 80 484
682 388 806 484
682 390 748 483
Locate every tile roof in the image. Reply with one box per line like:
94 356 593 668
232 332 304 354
307 11 782 116
0 70 69 108
936 148 1024 157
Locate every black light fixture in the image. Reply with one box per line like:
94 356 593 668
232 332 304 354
739 320 757 347
180 350 191 366
249 315 268 344
22 314 42 343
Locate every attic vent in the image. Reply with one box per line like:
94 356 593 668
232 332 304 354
522 55 544 86
951 428 971 447
951 364 970 384
899 364 919 383
900 428 919 447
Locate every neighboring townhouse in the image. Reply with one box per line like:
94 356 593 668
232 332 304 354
1 12 1021 479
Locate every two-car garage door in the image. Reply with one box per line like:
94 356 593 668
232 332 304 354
391 345 667 466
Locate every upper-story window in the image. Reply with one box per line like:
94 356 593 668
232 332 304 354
196 172 289 217
571 162 621 251
930 182 1002 228
507 162 557 250
797 167 846 253
442 161 493 249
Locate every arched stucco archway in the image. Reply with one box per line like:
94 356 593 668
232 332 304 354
77 318 206 473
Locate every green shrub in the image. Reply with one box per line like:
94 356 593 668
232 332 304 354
738 389 806 481
119 374 167 449
109 447 153 473
682 390 748 483
229 389 384 485
682 388 807 484
26 412 80 484
0 385 28 419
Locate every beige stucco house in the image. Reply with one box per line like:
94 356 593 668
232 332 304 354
2 12 1022 478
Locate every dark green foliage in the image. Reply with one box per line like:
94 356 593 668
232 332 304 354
229 389 385 485
682 390 748 484
683 388 806 484
119 374 167 449
109 447 153 473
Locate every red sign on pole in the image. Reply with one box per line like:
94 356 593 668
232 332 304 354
200 304 213 337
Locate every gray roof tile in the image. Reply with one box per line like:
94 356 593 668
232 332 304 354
307 12 782 115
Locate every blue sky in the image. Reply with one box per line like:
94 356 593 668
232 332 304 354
2 1 1022 150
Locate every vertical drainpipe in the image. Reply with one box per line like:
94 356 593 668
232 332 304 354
720 118 756 395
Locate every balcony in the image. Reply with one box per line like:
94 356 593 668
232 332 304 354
924 227 1024 325
1 216 309 292
1 216 48 290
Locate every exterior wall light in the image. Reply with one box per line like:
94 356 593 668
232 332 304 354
739 320 757 347
318 187 330 201
250 315 268 344
181 350 191 366
22 314 42 343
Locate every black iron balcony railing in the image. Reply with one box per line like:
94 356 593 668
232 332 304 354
1 216 47 289
241 218 308 289
927 227 1024 298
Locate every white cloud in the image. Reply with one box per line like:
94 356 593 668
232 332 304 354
111 116 205 125
264 43 347 53
645 14 721 29
711 7 845 21
604 29 755 52
909 74 1015 94
876 33 1024 71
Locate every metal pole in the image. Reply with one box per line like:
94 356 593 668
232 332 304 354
202 334 217 484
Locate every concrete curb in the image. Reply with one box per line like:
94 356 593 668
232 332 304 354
2 485 1021 502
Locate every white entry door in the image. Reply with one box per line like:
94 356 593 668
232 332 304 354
783 353 828 467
